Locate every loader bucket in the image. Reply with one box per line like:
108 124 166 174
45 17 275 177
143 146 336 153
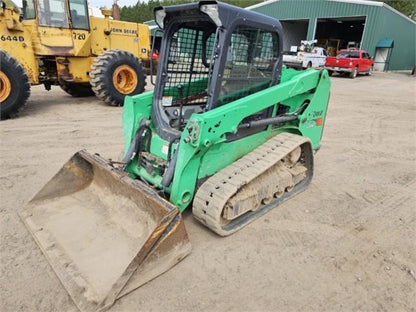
19 150 191 312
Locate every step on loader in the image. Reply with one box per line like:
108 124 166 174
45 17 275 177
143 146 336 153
20 1 331 311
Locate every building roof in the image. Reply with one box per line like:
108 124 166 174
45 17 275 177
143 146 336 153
247 0 415 24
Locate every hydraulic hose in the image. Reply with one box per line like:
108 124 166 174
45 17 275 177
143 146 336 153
161 147 178 188
122 118 150 165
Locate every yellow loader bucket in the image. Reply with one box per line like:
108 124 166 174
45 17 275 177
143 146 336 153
19 150 191 312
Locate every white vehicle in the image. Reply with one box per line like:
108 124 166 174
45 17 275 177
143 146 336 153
283 40 327 69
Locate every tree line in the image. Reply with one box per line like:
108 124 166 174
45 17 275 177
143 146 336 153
120 0 263 23
382 0 415 20
119 0 415 23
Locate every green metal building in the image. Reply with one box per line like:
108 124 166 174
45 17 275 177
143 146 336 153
248 0 416 71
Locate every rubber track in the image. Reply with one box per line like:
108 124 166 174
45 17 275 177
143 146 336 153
193 133 312 236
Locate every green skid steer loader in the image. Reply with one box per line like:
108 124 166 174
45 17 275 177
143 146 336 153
20 1 331 311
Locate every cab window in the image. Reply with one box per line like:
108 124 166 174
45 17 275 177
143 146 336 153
216 25 279 107
37 0 69 28
69 0 89 30
23 0 36 19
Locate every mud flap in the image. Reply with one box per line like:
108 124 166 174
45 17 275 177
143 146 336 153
19 150 192 312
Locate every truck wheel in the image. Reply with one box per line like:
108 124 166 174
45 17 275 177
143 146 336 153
350 66 358 79
59 81 94 97
90 50 146 106
367 66 374 76
0 50 30 120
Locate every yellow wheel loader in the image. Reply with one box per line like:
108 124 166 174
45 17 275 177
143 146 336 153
0 0 150 119
20 1 331 311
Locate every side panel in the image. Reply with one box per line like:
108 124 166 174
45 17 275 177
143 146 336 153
122 92 154 154
37 26 73 49
56 56 93 83
31 33 89 58
89 17 110 55
70 29 92 56
302 53 326 68
90 17 150 61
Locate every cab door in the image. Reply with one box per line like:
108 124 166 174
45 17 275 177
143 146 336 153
68 0 91 56
36 0 74 53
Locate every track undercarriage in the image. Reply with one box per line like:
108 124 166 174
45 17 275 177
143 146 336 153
193 132 313 236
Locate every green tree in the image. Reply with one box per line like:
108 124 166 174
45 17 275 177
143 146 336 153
120 0 263 23
120 0 415 23
377 0 415 20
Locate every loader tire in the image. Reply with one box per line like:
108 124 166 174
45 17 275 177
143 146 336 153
0 50 30 120
90 50 146 106
59 81 94 97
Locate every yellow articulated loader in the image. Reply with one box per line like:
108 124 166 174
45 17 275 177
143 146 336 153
20 1 331 312
0 0 150 119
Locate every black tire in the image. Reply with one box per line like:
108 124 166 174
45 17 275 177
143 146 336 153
349 66 358 79
306 61 312 68
90 50 146 106
59 80 94 97
0 50 30 120
328 70 333 76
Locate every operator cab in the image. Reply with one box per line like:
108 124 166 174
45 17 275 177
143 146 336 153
22 0 89 29
153 1 283 142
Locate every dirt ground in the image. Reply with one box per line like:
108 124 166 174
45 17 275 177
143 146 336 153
1 72 415 312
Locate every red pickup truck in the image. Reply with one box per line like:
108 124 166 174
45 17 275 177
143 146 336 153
325 49 374 78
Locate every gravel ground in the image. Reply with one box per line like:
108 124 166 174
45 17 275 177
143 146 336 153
1 71 415 312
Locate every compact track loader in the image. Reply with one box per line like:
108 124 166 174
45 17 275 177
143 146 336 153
20 2 331 311
0 0 150 119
